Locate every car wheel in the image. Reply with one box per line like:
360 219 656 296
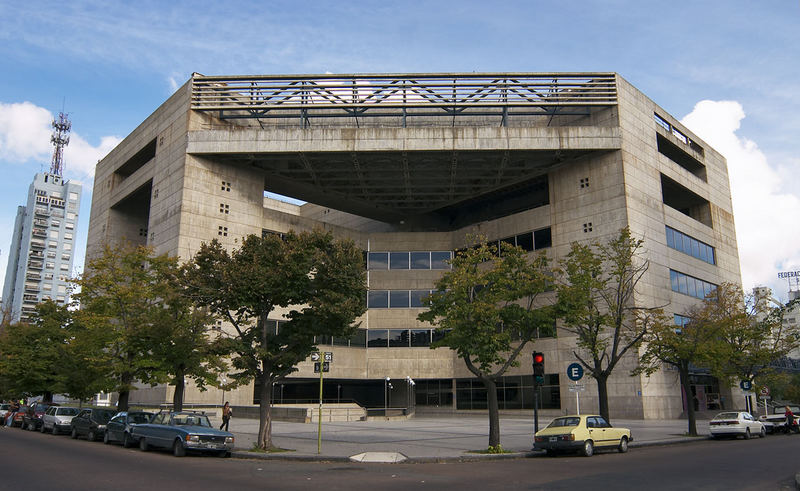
139 437 149 451
618 436 629 453
51 425 58 435
123 433 133 448
40 423 46 433
173 439 186 457
582 440 594 457
88 430 96 442
103 431 110 444
27 422 34 431
545 449 557 457
744 428 751 440
70 427 78 439
216 450 230 458
760 427 766 438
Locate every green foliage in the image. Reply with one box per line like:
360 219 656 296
556 227 665 421
184 229 367 449
418 236 555 447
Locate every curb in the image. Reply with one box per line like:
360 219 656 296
229 437 704 464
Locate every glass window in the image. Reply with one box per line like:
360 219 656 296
368 252 388 270
349 329 366 347
389 329 409 347
410 290 431 308
534 227 552 250
687 276 697 298
368 290 388 308
411 329 431 347
432 329 449 344
389 252 409 269
431 251 451 269
389 290 410 308
666 227 674 248
410 252 431 269
367 330 388 348
516 232 534 252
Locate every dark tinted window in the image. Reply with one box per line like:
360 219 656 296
389 290 410 308
410 290 431 308
389 329 409 347
431 252 451 269
389 252 409 269
411 330 431 347
516 232 534 251
534 227 552 249
130 413 152 424
368 290 388 308
367 330 388 348
367 252 388 270
57 407 79 416
410 252 430 269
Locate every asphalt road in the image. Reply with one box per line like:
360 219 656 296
1 426 797 490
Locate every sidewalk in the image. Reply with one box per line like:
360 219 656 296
221 415 706 463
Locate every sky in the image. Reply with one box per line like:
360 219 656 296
0 0 798 301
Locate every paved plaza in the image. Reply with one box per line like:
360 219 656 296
221 414 705 462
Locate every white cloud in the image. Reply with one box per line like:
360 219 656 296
0 101 121 179
681 101 800 297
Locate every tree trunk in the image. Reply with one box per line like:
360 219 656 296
679 364 697 436
596 373 610 423
42 391 53 403
482 377 501 448
172 368 185 412
117 390 130 412
256 372 274 450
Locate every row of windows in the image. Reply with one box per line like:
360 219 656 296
258 321 447 348
670 269 716 300
666 226 715 265
367 290 435 309
367 251 452 270
457 227 553 256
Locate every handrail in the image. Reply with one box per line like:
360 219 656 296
191 73 617 124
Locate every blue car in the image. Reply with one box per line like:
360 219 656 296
131 411 234 457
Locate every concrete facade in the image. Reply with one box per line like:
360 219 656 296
85 74 742 418
2 173 82 323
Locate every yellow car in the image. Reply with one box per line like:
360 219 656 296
533 415 632 457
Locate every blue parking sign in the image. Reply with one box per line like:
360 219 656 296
567 363 584 381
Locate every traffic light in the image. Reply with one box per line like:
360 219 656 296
532 352 545 384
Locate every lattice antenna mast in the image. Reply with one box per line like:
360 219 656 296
50 111 71 176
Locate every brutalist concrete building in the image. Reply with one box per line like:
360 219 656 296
86 73 742 418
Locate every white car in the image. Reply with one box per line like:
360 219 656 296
0 403 10 420
42 406 80 435
709 411 765 439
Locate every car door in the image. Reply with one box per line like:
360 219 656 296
587 417 609 446
108 415 125 441
74 410 90 435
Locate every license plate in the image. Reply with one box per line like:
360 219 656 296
206 444 219 449
549 437 557 442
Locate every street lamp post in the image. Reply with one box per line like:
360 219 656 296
384 377 390 419
221 377 227 406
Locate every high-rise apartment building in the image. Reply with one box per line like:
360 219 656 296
86 73 743 418
2 173 82 323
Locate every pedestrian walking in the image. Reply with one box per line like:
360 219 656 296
220 402 232 431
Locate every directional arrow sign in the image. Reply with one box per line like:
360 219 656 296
311 352 321 362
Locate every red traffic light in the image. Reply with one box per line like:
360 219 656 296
533 353 544 364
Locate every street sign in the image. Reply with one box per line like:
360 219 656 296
311 352 321 362
740 380 752 391
760 396 771 401
313 362 330 373
567 363 584 382
568 384 585 392
760 386 770 397
324 352 333 362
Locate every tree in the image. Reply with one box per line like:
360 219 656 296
184 230 367 450
150 265 226 411
74 243 180 411
636 303 721 436
0 301 71 402
710 284 800 389
556 227 662 422
418 238 555 448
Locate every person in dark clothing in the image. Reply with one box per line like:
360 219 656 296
220 402 232 431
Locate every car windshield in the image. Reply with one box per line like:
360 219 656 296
129 413 152 424
714 412 740 420
546 417 581 428
173 414 211 427
95 410 116 423
56 408 79 416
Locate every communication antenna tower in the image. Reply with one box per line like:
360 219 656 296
50 111 71 176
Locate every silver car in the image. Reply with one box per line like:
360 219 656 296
709 411 766 439
42 406 80 435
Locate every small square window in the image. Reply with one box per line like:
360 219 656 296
153 189 159 199
580 177 590 189
218 226 228 237
221 181 231 192
583 222 593 233
139 228 148 237
219 203 230 214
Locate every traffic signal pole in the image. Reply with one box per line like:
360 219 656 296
532 352 545 433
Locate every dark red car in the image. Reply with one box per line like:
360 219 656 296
10 406 29 428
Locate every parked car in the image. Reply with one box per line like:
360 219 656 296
70 408 117 441
23 402 58 431
10 406 29 428
42 406 81 435
132 411 234 457
534 415 632 457
709 411 766 439
103 411 154 447
0 403 10 420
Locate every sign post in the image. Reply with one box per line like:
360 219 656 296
567 363 584 415
311 352 332 454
